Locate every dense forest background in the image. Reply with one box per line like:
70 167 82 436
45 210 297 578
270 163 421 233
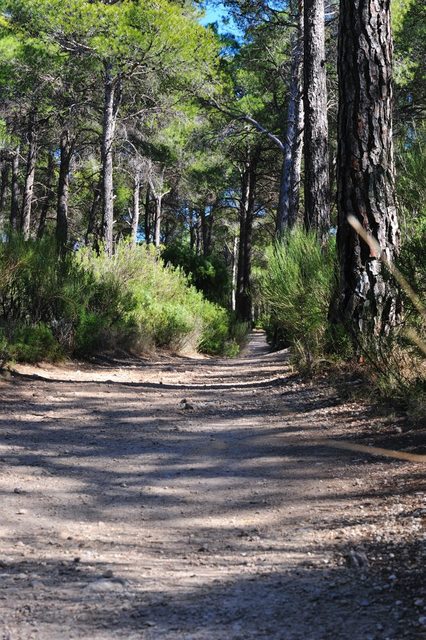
0 0 424 411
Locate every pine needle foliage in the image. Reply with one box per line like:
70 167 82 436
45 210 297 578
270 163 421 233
261 227 336 371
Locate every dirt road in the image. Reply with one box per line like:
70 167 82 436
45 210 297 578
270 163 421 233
0 333 424 639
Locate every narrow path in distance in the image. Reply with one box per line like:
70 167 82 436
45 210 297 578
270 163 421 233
0 333 424 640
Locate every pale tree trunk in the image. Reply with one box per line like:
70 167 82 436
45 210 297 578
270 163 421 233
21 112 37 240
101 63 121 256
56 129 72 252
236 151 259 323
336 0 400 340
150 172 169 248
37 150 55 239
131 171 140 245
303 0 330 239
231 235 238 312
277 0 304 234
10 147 20 232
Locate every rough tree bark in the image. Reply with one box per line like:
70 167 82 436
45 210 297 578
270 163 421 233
101 63 121 255
21 112 37 240
37 150 55 239
10 147 20 232
56 129 72 252
130 171 141 245
277 0 304 234
336 0 400 339
303 0 330 238
236 151 259 323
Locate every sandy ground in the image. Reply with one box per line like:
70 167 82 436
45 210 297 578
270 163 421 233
0 332 425 640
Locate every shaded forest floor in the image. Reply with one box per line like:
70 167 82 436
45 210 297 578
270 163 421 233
0 332 425 640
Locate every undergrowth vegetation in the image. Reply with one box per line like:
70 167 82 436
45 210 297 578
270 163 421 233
261 226 425 415
0 236 241 362
261 228 337 371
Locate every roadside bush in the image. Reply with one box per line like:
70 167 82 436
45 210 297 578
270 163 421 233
8 323 63 363
79 242 235 355
261 228 336 371
0 235 137 359
0 236 237 362
377 225 426 413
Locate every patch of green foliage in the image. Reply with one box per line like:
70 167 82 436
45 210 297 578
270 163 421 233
261 227 337 371
162 243 231 307
0 236 237 362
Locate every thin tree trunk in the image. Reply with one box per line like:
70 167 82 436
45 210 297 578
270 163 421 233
101 63 120 256
21 112 37 240
277 0 304 234
336 0 400 339
144 184 151 244
200 205 214 256
236 152 259 323
131 171 140 245
37 150 55 239
189 209 196 251
56 129 72 252
0 161 9 213
10 147 20 232
231 235 238 312
289 71 304 225
195 211 202 255
303 0 330 239
85 175 102 245
153 195 162 248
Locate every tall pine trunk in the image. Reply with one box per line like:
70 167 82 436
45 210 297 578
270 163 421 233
236 151 259 323
336 0 399 339
153 195 162 248
56 129 72 252
101 64 120 256
10 147 20 232
131 171 140 245
144 184 151 244
21 112 37 240
231 235 238 312
277 0 304 234
303 0 330 239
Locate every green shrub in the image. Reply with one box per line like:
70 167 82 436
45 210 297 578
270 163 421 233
79 242 233 355
198 303 229 355
162 243 231 306
261 227 336 370
8 323 63 363
0 237 236 361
